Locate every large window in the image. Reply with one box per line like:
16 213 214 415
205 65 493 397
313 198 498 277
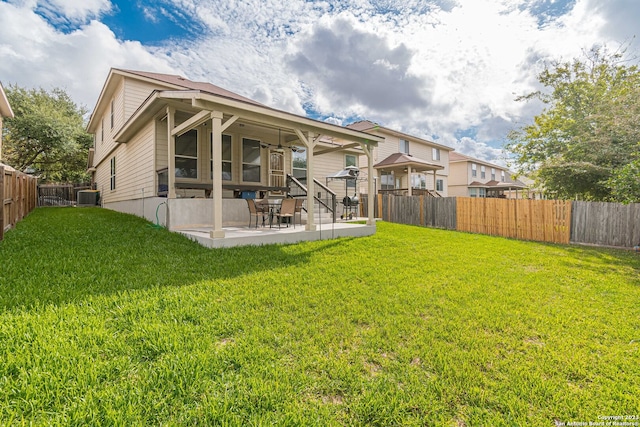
110 157 116 190
432 148 440 161
292 148 307 183
471 163 477 177
399 139 409 154
242 138 261 182
210 133 232 180
381 171 394 190
175 129 198 179
411 174 426 189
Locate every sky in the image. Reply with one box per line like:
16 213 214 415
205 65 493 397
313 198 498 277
1 0 639 166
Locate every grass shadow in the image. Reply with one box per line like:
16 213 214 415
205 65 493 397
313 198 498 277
0 207 347 310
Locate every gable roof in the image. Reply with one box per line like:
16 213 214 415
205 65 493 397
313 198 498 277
374 152 444 171
347 120 453 151
0 82 14 118
118 69 264 107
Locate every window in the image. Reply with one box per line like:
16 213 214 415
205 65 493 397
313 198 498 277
501 170 505 182
110 100 114 129
479 188 486 197
491 168 496 181
210 133 232 181
481 165 486 179
471 163 477 177
100 119 104 143
175 129 198 179
469 188 477 197
411 174 426 189
345 154 357 167
399 139 409 154
110 157 116 190
242 138 261 182
432 148 440 161
381 171 394 190
292 148 307 183
436 179 444 192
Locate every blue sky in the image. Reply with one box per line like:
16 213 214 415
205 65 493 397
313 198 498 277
1 0 638 165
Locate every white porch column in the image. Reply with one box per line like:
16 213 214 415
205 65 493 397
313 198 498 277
433 171 437 194
362 144 376 226
167 107 176 200
210 111 225 239
407 166 412 196
295 129 318 231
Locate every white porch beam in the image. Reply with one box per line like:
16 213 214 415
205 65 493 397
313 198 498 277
407 166 413 197
171 110 211 137
210 111 225 239
221 115 240 132
167 107 176 201
314 142 360 156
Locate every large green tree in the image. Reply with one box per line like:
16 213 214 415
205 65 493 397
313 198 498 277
507 48 640 202
2 85 92 183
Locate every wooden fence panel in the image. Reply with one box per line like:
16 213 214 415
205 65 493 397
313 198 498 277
571 201 640 248
0 165 38 241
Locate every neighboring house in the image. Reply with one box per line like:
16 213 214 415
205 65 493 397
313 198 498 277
86 69 383 240
347 120 452 197
0 82 15 162
448 152 528 198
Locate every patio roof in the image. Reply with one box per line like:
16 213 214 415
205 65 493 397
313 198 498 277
374 152 444 172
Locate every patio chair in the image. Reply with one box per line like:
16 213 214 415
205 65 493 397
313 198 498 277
274 198 296 228
246 198 267 228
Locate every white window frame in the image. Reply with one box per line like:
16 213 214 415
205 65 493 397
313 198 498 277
432 148 440 161
436 179 444 192
175 129 199 179
491 168 496 181
471 163 477 178
242 137 262 183
399 139 409 154
110 157 116 190
501 170 506 182
210 133 232 181
481 165 486 179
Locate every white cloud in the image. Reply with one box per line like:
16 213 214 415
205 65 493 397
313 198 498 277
0 0 638 164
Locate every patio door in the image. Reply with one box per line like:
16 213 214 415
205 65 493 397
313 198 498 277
269 150 285 190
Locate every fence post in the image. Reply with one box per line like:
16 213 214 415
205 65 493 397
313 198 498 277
0 166 4 241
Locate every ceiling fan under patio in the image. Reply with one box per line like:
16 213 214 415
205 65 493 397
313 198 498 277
260 129 305 153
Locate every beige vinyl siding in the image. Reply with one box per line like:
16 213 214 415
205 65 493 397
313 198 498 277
97 121 155 204
93 79 124 167
123 79 171 121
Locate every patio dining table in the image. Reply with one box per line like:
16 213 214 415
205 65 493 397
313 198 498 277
256 199 282 228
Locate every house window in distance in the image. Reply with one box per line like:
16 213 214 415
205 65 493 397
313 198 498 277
292 148 307 184
110 157 116 190
399 139 409 154
481 165 486 179
242 138 261 182
345 154 357 167
110 100 114 129
479 188 486 197
176 129 198 179
210 133 232 180
432 148 440 161
501 170 505 182
381 171 394 190
491 168 496 181
472 163 477 177
469 188 477 197
436 179 444 192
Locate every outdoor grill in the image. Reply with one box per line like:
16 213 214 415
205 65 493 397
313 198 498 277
342 194 359 219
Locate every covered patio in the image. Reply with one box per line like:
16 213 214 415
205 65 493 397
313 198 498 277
112 81 384 245
374 152 444 197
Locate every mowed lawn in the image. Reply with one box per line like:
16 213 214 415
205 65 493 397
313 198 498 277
0 208 638 426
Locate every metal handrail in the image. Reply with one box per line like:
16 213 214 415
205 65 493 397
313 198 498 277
286 174 337 222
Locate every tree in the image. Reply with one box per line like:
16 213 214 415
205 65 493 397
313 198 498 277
2 85 93 183
506 47 640 202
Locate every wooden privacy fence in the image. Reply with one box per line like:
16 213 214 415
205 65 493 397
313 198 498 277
360 194 457 230
571 201 640 248
0 164 38 241
457 197 572 244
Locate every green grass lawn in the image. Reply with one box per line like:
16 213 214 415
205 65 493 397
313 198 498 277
0 208 639 426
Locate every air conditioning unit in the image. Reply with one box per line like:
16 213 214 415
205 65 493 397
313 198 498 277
77 190 99 207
